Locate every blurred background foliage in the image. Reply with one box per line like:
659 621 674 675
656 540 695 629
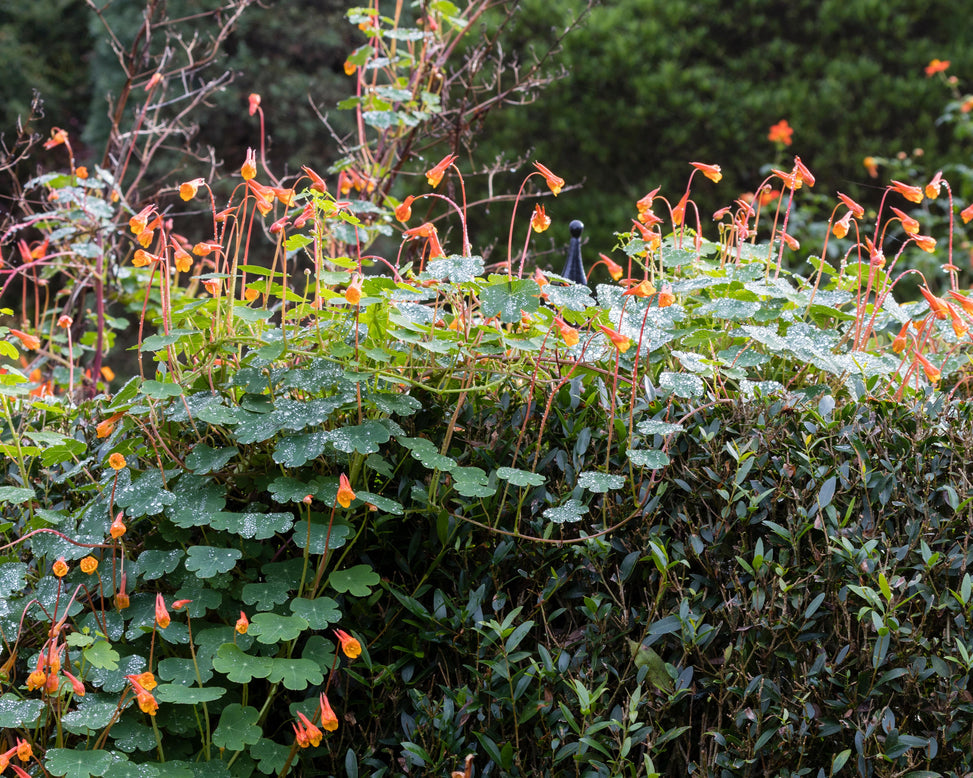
3 0 973 275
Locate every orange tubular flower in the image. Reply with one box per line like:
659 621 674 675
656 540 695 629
926 170 944 199
781 233 800 251
395 195 415 223
890 207 919 235
44 127 69 150
9 329 40 351
892 322 910 354
345 278 362 306
767 119 793 145
63 670 85 697
925 59 950 77
920 286 949 319
837 192 865 219
110 512 127 539
302 166 327 194
962 203 973 224
241 148 257 181
337 474 356 508
598 324 631 353
914 352 941 383
203 279 221 297
126 676 159 716
623 279 657 298
297 712 323 747
26 666 47 692
948 290 973 316
772 168 801 191
946 303 968 337
671 192 689 227
248 93 261 116
890 180 923 204
599 253 623 281
335 628 362 659
658 285 675 308
832 211 853 240
792 157 815 188
553 317 579 347
109 453 127 471
235 611 249 634
320 692 339 732
173 244 193 274
533 162 565 196
80 556 98 574
57 315 72 329
426 154 458 188
129 206 155 235
864 237 885 270
115 575 130 610
172 599 192 611
691 162 722 183
179 178 205 201
913 234 936 253
530 204 551 233
155 594 170 629
53 557 69 578
293 719 310 748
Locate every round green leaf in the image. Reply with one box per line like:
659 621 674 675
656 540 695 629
329 565 381 596
184 546 242 578
290 596 341 629
248 612 309 644
45 749 115 778
543 499 589 524
627 448 671 469
497 467 546 487
212 703 262 751
154 684 226 704
577 471 626 493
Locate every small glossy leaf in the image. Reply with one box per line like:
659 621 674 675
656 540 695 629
83 641 120 670
249 613 309 644
543 499 589 524
636 419 684 436
266 657 325 690
329 565 381 596
290 596 341 629
62 701 122 734
184 546 242 578
0 486 35 504
185 443 238 473
242 580 293 610
426 255 484 283
154 684 226 704
0 693 44 727
45 749 115 778
212 643 273 683
658 371 704 399
398 436 457 471
627 448 670 469
480 278 541 323
212 704 262 750
325 420 392 454
250 739 289 775
577 471 625 493
497 467 546 487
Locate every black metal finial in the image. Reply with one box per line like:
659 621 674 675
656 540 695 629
562 219 586 285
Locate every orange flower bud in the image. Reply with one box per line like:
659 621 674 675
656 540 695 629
533 162 564 196
426 154 458 188
110 511 127 539
108 453 126 471
890 180 923 204
395 195 414 223
9 329 40 351
179 178 205 201
691 161 722 183
337 474 355 508
241 148 257 181
319 692 339 732
248 93 261 116
155 593 170 629
80 556 98 574
52 557 69 578
235 611 249 634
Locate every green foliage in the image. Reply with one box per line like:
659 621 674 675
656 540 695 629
7 1 973 776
